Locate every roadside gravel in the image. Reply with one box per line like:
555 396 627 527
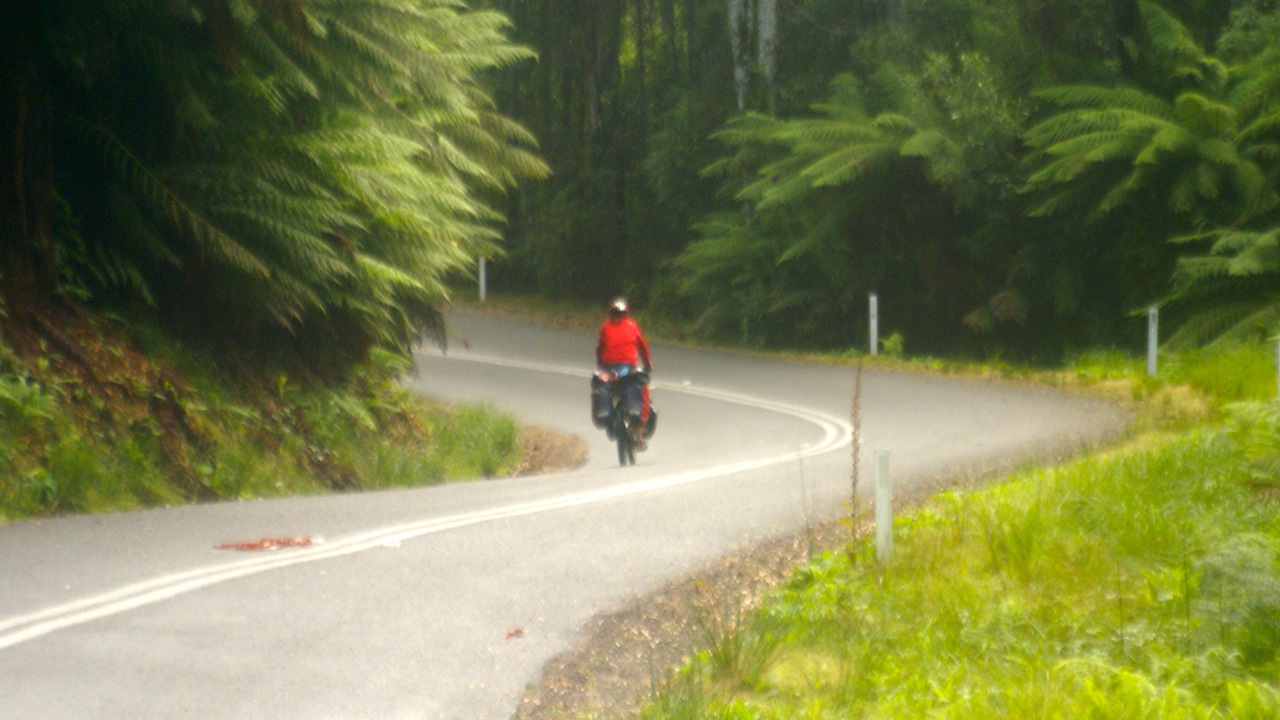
512 515 853 720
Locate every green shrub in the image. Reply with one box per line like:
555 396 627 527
1223 401 1280 485
0 373 54 435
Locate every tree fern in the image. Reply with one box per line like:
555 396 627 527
1 0 547 365
67 116 274 282
1024 1 1274 246
1140 0 1227 92
795 138 898 189
1165 299 1280 348
1168 226 1280 346
678 52 1027 347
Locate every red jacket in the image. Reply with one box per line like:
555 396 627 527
597 317 651 368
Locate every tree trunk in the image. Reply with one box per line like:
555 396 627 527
0 6 59 328
684 0 700 88
757 0 777 114
661 0 680 84
636 0 650 122
586 2 627 283
728 0 750 111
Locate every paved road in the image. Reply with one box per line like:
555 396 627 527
0 313 1127 719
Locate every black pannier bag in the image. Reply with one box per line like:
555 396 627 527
591 371 656 437
590 374 611 428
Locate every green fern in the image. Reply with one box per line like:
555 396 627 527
1140 1 1227 91
677 52 1026 347
1168 225 1280 346
1024 3 1271 224
1 0 547 365
1021 3 1280 351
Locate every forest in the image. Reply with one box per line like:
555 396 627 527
2 0 1279 369
483 0 1280 360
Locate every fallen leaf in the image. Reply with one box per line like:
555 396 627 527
216 536 313 552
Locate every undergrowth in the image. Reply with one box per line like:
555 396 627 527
639 341 1280 719
643 432 1280 719
0 314 520 521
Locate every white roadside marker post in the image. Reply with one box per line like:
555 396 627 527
479 257 488 303
1147 306 1158 377
869 293 879 357
875 449 892 564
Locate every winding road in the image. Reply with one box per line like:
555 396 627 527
0 313 1127 719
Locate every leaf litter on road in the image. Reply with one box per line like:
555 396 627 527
215 536 314 551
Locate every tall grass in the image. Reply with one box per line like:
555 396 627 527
640 343 1280 720
1164 344 1277 404
642 433 1280 718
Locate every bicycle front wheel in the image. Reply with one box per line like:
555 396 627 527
613 410 634 466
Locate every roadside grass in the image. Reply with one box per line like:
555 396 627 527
0 319 521 521
460 293 1259 391
638 341 1280 719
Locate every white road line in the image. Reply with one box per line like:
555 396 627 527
0 352 851 651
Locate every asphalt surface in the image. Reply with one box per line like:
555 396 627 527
0 313 1128 719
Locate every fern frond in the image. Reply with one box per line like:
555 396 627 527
1133 126 1196 164
1033 85 1173 116
870 113 920 136
750 175 808 208
898 129 949 158
1239 108 1280 145
1208 228 1280 257
1229 48 1280 116
1026 107 1174 150
355 252 429 293
781 117 882 146
1095 167 1147 213
1164 301 1270 348
800 142 896 188
710 112 789 147
1026 135 1137 187
1173 92 1236 137
69 116 271 279
1192 138 1239 166
238 14 320 102
1140 1 1226 89
1226 239 1280 277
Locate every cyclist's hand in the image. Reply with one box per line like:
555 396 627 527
643 364 653 374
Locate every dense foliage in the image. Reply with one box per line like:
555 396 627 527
486 0 1280 360
5 0 1278 367
1 0 546 369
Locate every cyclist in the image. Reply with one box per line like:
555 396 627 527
596 297 653 449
